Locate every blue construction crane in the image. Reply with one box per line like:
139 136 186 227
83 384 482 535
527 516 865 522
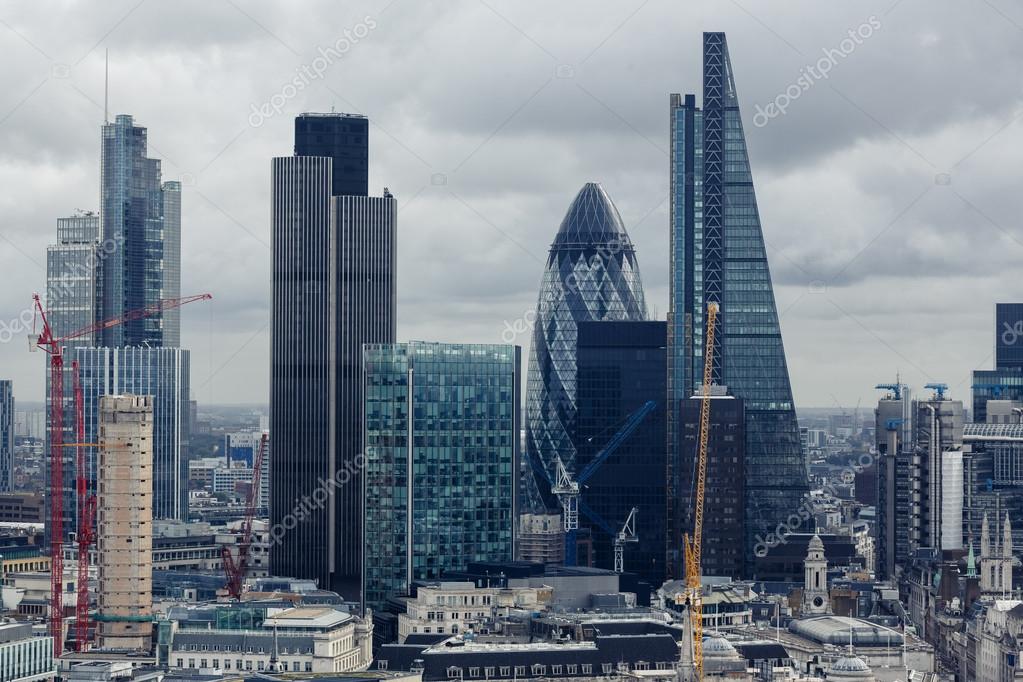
529 400 657 567
875 383 903 400
972 383 1005 398
924 383 949 400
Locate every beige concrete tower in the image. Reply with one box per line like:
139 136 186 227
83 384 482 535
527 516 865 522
96 395 153 651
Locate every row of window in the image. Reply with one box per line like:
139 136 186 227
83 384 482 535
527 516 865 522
176 657 311 672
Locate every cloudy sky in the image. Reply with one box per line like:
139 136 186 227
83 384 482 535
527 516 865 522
1 0 1021 410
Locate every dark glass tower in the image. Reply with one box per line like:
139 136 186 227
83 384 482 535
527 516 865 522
270 113 395 600
295 113 368 197
575 320 666 583
667 33 808 577
524 183 648 510
972 303 1023 422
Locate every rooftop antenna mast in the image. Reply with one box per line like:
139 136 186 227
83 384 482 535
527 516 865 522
104 48 109 124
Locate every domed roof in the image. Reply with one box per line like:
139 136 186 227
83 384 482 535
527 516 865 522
550 182 633 250
832 656 870 672
828 655 874 681
808 533 824 551
702 636 737 657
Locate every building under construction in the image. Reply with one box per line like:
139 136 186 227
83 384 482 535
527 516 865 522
96 395 153 651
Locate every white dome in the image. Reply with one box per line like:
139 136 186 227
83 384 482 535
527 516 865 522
829 655 874 681
702 637 737 657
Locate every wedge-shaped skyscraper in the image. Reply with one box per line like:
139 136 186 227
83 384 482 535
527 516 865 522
667 33 808 577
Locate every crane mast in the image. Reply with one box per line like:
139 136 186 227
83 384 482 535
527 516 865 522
31 292 212 653
683 302 719 681
221 432 269 600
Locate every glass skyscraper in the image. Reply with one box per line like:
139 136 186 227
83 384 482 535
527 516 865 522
99 114 180 348
575 320 666 583
270 113 396 600
45 115 191 535
362 342 520 611
972 303 1023 422
667 33 808 577
74 347 190 519
524 183 648 511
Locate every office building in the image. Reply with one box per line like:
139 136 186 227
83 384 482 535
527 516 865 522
524 182 648 512
169 606 373 673
96 395 153 651
271 113 395 599
362 342 520 611
679 388 746 579
962 422 1023 554
99 115 180 347
0 622 54 682
294 113 369 196
667 33 808 576
0 381 11 492
574 320 666 584
75 347 189 520
873 384 912 581
46 115 191 533
972 303 1023 422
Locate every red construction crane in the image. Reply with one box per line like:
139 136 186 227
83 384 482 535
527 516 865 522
70 360 98 652
221 433 269 600
31 292 212 653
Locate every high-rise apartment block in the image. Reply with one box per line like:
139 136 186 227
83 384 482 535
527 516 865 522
362 342 520 610
667 33 808 576
96 395 153 651
270 113 395 599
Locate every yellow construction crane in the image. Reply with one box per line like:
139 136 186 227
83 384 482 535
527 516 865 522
683 301 719 680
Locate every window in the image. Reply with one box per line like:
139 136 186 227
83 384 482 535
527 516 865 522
305 663 312 672
485 667 495 678
175 659 183 668
188 659 195 669
447 667 462 679
582 664 592 674
532 664 545 675
552 665 562 675
567 665 578 675
469 667 480 677
500 667 510 677
378 660 389 671
602 664 612 674
236 660 243 669
515 666 525 676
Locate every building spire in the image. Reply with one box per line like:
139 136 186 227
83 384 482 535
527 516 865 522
1004 512 1013 559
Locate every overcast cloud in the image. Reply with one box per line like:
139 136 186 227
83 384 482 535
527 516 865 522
1 0 1022 410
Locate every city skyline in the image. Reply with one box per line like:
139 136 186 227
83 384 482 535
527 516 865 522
2 1 1022 412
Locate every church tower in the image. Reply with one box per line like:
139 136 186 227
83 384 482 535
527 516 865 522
979 512 1013 596
802 534 831 615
